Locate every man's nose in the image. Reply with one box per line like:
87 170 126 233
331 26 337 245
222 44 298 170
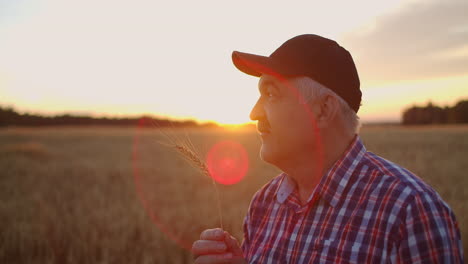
249 99 265 121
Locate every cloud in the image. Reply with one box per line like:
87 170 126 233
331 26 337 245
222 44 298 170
341 0 468 86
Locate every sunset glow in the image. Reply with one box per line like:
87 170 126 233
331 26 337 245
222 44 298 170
0 0 467 124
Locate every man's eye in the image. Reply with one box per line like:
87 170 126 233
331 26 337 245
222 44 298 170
264 92 277 100
266 88 278 99
260 84 279 100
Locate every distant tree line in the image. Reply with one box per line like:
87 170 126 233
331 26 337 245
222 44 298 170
402 99 468 125
0 106 218 128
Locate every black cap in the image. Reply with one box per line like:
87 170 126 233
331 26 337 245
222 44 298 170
232 34 361 113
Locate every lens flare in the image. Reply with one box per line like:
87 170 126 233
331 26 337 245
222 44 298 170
207 140 249 185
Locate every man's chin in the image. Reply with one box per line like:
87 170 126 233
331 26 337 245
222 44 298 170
259 146 278 165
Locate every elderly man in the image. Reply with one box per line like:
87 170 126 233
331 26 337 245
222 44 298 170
192 34 463 263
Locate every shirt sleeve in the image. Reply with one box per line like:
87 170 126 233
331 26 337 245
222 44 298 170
396 192 464 263
241 212 250 256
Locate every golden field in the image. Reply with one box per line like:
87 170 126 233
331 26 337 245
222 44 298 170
0 125 466 263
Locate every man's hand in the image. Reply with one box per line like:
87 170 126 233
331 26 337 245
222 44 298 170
192 228 246 264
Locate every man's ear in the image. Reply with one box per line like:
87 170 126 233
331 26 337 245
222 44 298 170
314 95 339 128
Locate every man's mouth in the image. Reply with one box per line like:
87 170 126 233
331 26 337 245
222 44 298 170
257 122 271 136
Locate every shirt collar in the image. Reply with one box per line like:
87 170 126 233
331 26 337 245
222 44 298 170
276 173 295 204
275 136 367 207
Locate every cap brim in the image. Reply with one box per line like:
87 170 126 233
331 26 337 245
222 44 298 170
232 51 288 78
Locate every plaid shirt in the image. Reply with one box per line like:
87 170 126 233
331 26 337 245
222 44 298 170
241 136 463 263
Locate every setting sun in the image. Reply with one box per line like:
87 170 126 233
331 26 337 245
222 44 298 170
0 0 467 124
1 1 468 261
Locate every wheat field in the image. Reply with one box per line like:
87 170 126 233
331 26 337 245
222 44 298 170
0 125 466 263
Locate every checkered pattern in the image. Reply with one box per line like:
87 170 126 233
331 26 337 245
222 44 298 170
241 137 463 263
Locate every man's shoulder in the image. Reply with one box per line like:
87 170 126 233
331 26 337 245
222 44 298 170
359 151 448 210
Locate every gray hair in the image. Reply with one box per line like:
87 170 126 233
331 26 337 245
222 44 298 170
290 76 361 134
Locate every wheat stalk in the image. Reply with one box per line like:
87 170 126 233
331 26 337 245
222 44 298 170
173 143 224 230
174 145 210 177
151 122 224 230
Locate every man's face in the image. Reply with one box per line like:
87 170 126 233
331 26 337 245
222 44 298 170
250 75 318 167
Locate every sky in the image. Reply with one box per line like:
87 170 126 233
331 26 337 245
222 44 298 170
0 0 467 124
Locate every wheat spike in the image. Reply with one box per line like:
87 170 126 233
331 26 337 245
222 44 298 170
174 144 210 177
173 143 224 229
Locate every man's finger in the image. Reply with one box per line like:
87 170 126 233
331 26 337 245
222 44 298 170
200 228 225 240
192 240 227 255
194 252 233 264
224 232 243 256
